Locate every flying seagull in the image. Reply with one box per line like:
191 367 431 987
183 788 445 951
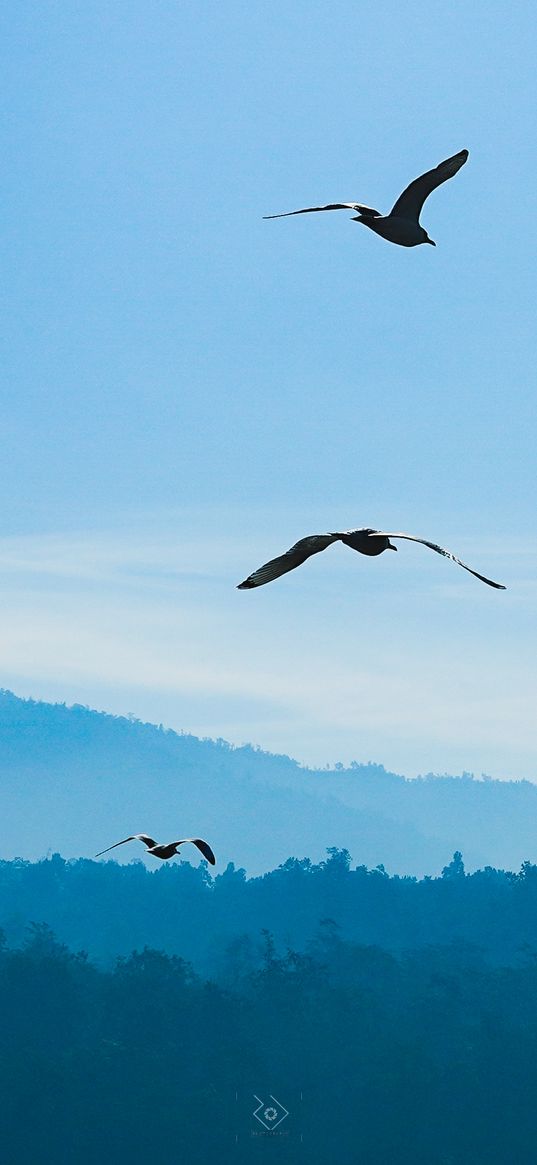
237 528 505 590
264 149 469 247
95 834 216 864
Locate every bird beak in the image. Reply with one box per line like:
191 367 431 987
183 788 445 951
388 544 397 551
427 238 436 246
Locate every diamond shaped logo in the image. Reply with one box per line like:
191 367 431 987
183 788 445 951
253 1094 289 1131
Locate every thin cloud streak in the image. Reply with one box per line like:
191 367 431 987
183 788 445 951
0 522 529 580
0 519 534 779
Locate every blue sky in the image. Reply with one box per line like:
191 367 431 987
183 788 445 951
1 0 536 778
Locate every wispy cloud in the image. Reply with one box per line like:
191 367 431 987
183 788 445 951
0 519 535 780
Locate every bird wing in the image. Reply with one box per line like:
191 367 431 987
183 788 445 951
237 534 339 589
388 149 469 222
376 532 506 589
263 202 380 219
94 834 157 858
174 839 216 865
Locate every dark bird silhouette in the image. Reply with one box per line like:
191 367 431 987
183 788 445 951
237 528 505 590
95 834 216 864
264 149 468 247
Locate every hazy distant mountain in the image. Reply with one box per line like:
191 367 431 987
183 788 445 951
0 689 536 875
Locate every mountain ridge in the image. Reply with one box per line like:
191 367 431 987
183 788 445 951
0 689 535 874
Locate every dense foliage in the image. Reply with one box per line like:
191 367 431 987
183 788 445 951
2 849 537 972
2 689 537 1161
2 913 537 1163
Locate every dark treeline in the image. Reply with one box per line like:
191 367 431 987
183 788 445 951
2 917 537 1163
3 850 537 972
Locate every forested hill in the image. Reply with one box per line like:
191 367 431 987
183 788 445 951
4 915 537 1163
2 850 537 971
0 688 536 875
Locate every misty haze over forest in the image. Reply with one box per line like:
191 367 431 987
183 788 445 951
1 689 536 876
3 852 537 1161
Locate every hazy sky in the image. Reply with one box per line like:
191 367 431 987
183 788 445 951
1 1 536 778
